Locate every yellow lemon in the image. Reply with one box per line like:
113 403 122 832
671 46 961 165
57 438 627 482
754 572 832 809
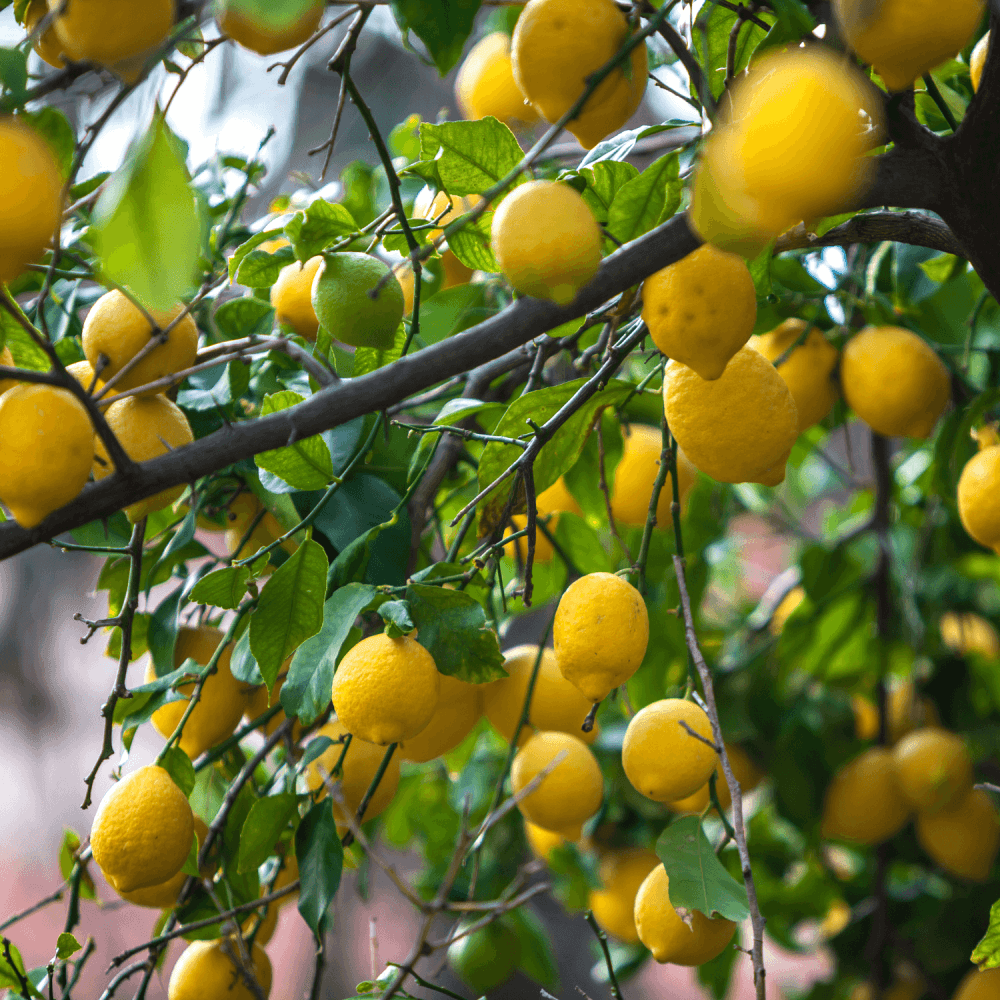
833 0 985 92
504 477 583 564
511 0 647 149
623 698 718 803
524 820 568 861
412 189 480 290
167 938 272 1000
840 326 950 439
244 903 279 946
589 848 660 943
822 747 911 844
958 433 1000 554
634 864 737 965
0 384 94 528
147 626 248 760
0 347 18 396
553 572 649 702
751 319 839 432
93 394 194 522
217 0 324 55
663 345 799 486
26 0 66 67
270 255 322 341
642 244 757 381
491 180 602 305
852 681 933 744
82 290 198 396
511 731 604 838
941 612 1000 658
331 633 440 745
954 968 1000 1000
90 764 194 894
892 729 973 814
0 117 63 285
484 644 598 746
224 493 297 570
456 32 538 127
119 816 210 909
399 673 483 763
916 787 1000 881
668 743 764 814
610 424 697 527
970 32 991 92
65 359 104 394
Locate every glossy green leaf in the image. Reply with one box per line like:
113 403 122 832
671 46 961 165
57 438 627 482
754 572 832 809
972 898 1000 969
578 161 638 225
391 0 483 75
607 152 681 244
0 938 42 998
21 107 75 178
55 933 82 960
159 746 196 798
354 323 406 377
378 599 414 637
233 240 295 289
214 296 275 339
255 391 334 490
406 397 506 483
188 566 251 610
0 296 49 370
284 200 357 262
446 209 499 272
238 793 303 873
419 117 522 195
295 801 344 934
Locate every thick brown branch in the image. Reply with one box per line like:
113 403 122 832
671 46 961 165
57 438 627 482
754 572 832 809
775 211 963 257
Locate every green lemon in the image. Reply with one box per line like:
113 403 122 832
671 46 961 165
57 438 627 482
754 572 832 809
447 922 520 994
310 252 404 350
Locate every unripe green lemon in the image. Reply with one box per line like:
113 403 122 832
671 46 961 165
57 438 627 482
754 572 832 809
311 252 404 350
448 922 520 994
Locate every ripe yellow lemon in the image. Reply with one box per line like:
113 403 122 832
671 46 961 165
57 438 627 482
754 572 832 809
511 731 604 839
271 256 322 341
524 820 568 861
941 611 1000 658
954 968 1000 1000
82 291 198 395
147 626 248 760
610 424 697 527
634 864 737 965
456 32 538 127
833 0 985 92
822 747 911 844
167 938 272 1000
304 719 401 832
0 348 18 396
491 180 602 306
224 493 297 570
852 682 936 743
65 359 104 394
26 0 66 67
916 787 1000 881
589 848 660 943
93 394 194 522
484 644 598 746
504 477 582 563
971 32 991 92
399 673 483 763
412 188 479 291
0 384 94 528
663 345 799 486
217 0 324 55
840 326 950 439
751 319 839 433
623 699 718 803
958 431 1000 554
642 245 757 381
511 0 647 149
311 252 404 350
0 118 63 285
892 729 972 814
118 816 210 909
90 764 194 894
553 572 649 702
668 743 764 814
331 633 440 745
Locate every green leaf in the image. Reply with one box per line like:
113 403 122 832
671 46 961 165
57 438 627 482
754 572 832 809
747 240 775 297
188 566 251 610
20 107 75 178
552 512 611 574
230 626 264 686
972 898 1000 969
378 600 414 638
296 801 344 934
0 938 42 998
405 583 506 682
92 113 202 310
214 296 275 339
579 121 696 167
147 586 183 679
406 398 506 483
353 323 406 377
55 933 82 960
159 746 196 798
255 391 334 490
250 539 329 688
446 210 499 272
607 153 681 244
284 200 358 262
390 0 482 75
232 234 295 288
578 161 638 225
0 47 28 106
419 118 523 195
919 253 962 284
283 583 378 725
0 297 50 370
693 4 772 99
656 816 750 922
238 793 303 873
505 907 560 989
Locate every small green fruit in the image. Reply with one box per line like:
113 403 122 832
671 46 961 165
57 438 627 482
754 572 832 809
447 921 520 995
310 252 404 350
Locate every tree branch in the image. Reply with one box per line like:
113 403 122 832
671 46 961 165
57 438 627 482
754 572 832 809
775 211 964 257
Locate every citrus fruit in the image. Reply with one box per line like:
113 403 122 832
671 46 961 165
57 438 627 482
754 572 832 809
167 938 272 1000
822 748 911 844
958 429 1000 553
892 728 973 813
399 673 483 763
751 319 839 432
511 730 604 838
589 848 660 943
668 743 764 814
941 611 1000 658
642 244 757 380
511 0 647 149
147 626 248 760
65 358 103 394
852 681 932 744
271 256 322 341
311 252 404 350
491 180 602 305
0 117 63 285
82 290 198 395
915 787 1000 881
634 864 737 965
623 699 718 803
524 820 568 861
244 903 279 946
118 816 210 908
0 384 94 528
224 493 297 569
26 0 65 67
0 348 18 396
553 572 649 702
505 477 582 563
92 394 194 522
331 633 440 745
456 32 538 127
304 719 402 832
954 968 1000 1000
663 345 799 486
90 764 194 894
484 644 598 746
447 921 519 994
217 0 324 55
833 0 985 91
411 189 479 291
610 424 697 527
971 32 991 92
244 856 298 944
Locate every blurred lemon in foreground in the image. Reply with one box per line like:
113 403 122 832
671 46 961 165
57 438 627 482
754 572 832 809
218 0 324 55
